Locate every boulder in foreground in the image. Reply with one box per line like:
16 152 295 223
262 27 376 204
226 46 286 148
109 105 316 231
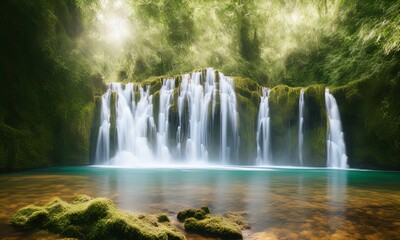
178 207 248 239
10 195 185 240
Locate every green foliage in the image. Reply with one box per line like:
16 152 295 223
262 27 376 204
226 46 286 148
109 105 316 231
284 0 400 86
0 0 103 171
74 0 341 85
10 195 185 240
2 0 400 170
89 0 399 87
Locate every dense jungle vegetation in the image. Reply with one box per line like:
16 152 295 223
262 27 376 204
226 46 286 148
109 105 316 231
0 0 399 170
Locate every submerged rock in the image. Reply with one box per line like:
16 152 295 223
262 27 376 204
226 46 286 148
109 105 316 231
10 195 185 240
177 206 210 221
178 207 247 239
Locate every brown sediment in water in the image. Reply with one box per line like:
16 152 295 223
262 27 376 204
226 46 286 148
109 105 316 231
1 169 399 239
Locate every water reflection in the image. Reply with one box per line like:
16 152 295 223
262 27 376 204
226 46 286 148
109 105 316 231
327 170 347 235
245 174 270 229
0 167 399 239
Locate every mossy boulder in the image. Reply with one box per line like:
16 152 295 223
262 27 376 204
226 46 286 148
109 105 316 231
10 195 185 240
157 214 170 223
177 207 210 222
178 207 245 239
185 216 243 239
10 206 49 230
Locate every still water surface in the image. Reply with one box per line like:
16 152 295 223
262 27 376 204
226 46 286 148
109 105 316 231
0 166 399 239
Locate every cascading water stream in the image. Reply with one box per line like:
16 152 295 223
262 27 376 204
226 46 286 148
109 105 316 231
95 83 155 165
177 69 217 162
157 79 175 162
298 89 305 166
94 69 352 169
325 88 348 169
219 72 239 163
95 88 111 164
256 88 271 165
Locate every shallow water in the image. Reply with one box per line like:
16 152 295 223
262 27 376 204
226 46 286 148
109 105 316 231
1 166 399 239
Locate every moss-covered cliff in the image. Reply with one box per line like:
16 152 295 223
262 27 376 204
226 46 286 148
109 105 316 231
90 69 400 170
332 75 400 170
1 0 400 171
0 0 103 171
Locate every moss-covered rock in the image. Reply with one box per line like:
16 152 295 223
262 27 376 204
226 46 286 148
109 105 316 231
177 207 209 222
178 207 246 239
11 206 49 230
157 214 170 223
184 216 243 239
10 195 185 240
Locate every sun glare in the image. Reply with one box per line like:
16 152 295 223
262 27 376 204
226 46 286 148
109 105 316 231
96 0 132 45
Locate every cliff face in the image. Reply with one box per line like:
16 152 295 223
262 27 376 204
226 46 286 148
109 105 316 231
88 72 400 170
0 0 104 171
1 0 400 171
265 76 400 170
333 75 400 170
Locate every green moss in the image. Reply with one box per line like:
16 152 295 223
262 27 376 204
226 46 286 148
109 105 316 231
269 85 302 165
0 123 52 171
332 74 400 170
177 208 208 222
11 206 49 230
157 214 170 223
178 207 245 239
109 91 118 158
184 216 242 239
10 196 185 240
152 90 161 128
71 194 92 204
200 206 210 214
233 77 260 163
1 0 102 171
303 85 327 166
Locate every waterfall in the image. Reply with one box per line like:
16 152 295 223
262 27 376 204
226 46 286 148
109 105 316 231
298 89 305 166
95 83 155 165
219 72 239 163
256 88 271 165
157 79 175 162
325 88 348 169
95 88 111 164
94 71 352 168
176 69 217 162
